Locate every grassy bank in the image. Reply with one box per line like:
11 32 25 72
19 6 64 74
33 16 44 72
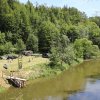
0 86 5 93
0 56 83 91
28 64 62 80
28 58 83 80
0 56 49 88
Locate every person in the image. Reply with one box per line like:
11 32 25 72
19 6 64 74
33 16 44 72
3 64 8 69
28 58 31 62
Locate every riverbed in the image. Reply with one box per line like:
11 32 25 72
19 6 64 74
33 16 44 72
0 59 100 100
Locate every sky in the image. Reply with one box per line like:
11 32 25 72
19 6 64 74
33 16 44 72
19 0 100 17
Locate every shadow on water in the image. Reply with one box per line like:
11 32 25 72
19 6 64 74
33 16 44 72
1 59 100 100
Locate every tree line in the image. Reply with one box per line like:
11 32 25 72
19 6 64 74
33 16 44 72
0 0 100 68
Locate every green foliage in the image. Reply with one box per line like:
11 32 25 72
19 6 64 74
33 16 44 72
89 16 100 28
50 35 75 69
67 25 80 42
0 0 12 14
26 34 38 53
38 21 59 53
91 36 100 48
0 31 6 44
0 45 5 55
15 39 26 52
0 0 100 68
0 41 14 55
74 38 99 59
4 42 13 54
5 31 12 42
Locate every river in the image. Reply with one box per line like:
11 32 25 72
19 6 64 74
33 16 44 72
0 59 100 100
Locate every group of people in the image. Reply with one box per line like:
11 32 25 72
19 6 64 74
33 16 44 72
7 58 13 63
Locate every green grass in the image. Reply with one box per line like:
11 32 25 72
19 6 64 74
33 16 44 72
0 56 83 89
28 63 62 80
0 86 5 93
28 58 83 80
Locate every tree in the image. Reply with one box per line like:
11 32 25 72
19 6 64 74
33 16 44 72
60 23 69 35
0 45 5 55
0 0 16 32
91 36 100 48
4 42 13 54
50 34 75 69
5 31 12 42
0 32 5 44
67 25 79 42
85 22 100 48
89 16 100 28
38 21 59 53
0 0 11 14
19 5 32 43
15 39 26 52
0 0 99 64
26 34 38 53
74 38 99 59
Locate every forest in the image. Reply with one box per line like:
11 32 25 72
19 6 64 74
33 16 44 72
0 0 100 68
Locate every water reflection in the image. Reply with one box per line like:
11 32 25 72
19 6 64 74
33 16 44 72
68 79 100 100
0 60 100 100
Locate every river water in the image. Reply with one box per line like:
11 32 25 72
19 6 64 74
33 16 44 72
0 60 100 100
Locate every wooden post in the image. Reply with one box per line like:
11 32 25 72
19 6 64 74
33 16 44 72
18 54 22 69
2 71 3 78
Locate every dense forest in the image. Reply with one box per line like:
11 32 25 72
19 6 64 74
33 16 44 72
0 0 100 68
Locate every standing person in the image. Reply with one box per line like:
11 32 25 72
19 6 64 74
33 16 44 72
28 58 31 62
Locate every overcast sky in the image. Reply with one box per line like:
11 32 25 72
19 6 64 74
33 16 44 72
19 0 100 17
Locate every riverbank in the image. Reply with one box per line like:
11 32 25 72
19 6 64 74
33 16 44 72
0 56 49 88
29 58 83 79
0 56 83 91
1 59 100 100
